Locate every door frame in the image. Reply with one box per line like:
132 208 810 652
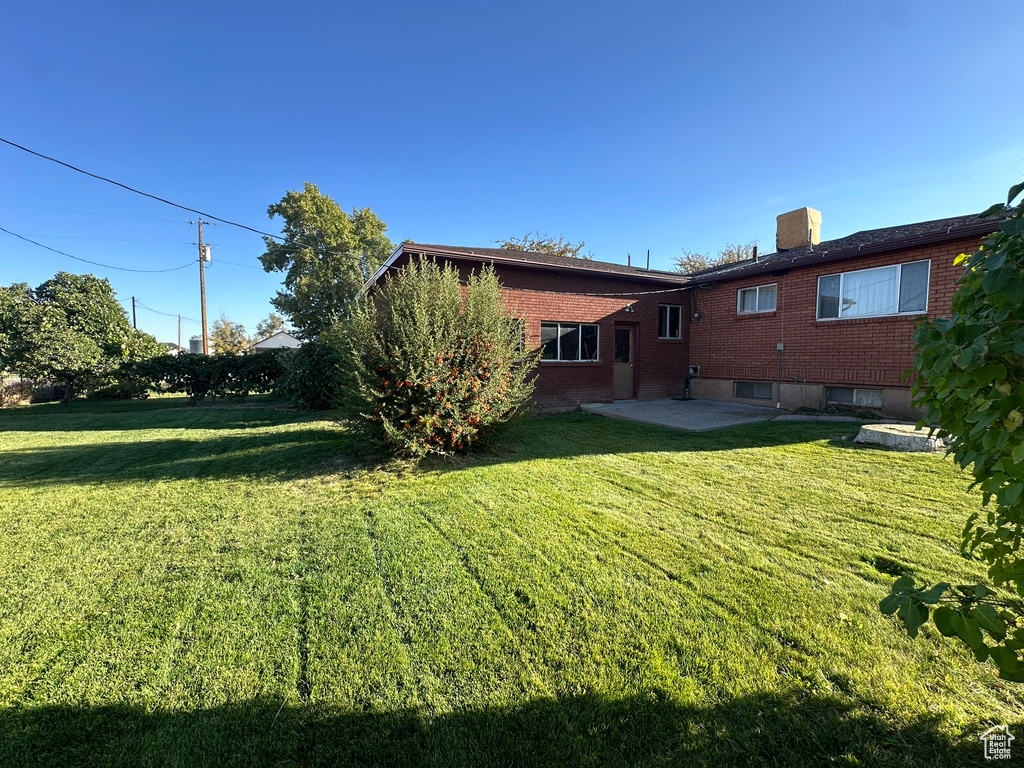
613 322 638 400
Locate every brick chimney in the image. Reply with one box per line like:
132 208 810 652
776 207 822 251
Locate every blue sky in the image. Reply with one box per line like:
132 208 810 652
2 0 1022 343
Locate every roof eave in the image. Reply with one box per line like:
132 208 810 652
686 221 999 286
394 243 690 286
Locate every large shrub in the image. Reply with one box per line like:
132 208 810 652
346 260 537 456
881 178 1024 682
274 326 349 410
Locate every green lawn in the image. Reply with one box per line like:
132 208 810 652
0 397 1019 767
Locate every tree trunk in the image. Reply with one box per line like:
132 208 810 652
63 381 73 410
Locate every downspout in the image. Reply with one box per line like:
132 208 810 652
776 342 784 409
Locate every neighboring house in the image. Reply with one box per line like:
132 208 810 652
251 330 303 352
365 208 1002 417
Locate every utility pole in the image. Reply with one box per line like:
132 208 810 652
191 220 210 354
131 296 137 329
177 314 182 354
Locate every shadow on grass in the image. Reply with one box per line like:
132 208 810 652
0 395 298 433
0 690 1001 768
0 427 363 486
421 412 865 472
0 409 865 487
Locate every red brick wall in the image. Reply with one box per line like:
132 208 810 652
687 237 983 392
386 255 690 408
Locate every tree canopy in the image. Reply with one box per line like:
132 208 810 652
0 272 162 405
254 312 287 341
674 241 760 274
210 314 249 355
497 233 592 260
881 177 1024 682
259 183 394 338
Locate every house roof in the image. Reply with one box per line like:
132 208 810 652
252 330 301 346
366 242 690 287
685 211 1005 285
364 210 1006 293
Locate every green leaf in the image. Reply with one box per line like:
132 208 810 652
1008 181 1024 206
1000 217 1024 237
933 606 958 637
973 644 990 662
914 582 950 604
973 604 1006 640
899 600 928 638
1013 443 1024 465
981 202 1008 218
879 593 903 615
892 575 915 592
990 645 1019 674
952 612 984 649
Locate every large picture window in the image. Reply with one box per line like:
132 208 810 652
658 305 682 338
540 322 600 361
817 260 930 319
737 284 777 314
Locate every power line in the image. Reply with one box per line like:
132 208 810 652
209 257 263 270
135 300 201 324
0 136 284 241
0 201 188 224
21 234 200 246
0 225 195 273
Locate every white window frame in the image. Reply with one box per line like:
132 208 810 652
816 260 930 321
658 304 682 339
736 283 777 314
539 322 600 362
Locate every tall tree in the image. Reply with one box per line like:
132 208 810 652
0 272 161 406
259 183 394 338
254 312 287 341
498 233 592 260
674 241 760 274
210 314 249 355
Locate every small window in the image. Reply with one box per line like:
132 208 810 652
817 261 930 320
539 322 600 362
735 381 773 399
658 305 682 338
737 284 777 314
826 387 883 407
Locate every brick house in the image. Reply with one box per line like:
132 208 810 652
365 208 1001 416
366 244 690 409
684 208 1000 416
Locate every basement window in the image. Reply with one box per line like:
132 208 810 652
658 305 682 339
540 322 600 362
735 381 773 399
737 284 777 314
826 387 883 407
817 260 930 319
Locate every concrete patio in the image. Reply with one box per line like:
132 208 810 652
580 398 782 432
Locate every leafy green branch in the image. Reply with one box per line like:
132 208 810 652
881 177 1024 682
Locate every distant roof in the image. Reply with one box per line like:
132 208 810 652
252 330 302 346
366 242 690 287
686 211 1005 284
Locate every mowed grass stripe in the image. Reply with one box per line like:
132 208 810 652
0 399 1021 767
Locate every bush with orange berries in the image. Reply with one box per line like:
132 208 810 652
345 260 537 456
